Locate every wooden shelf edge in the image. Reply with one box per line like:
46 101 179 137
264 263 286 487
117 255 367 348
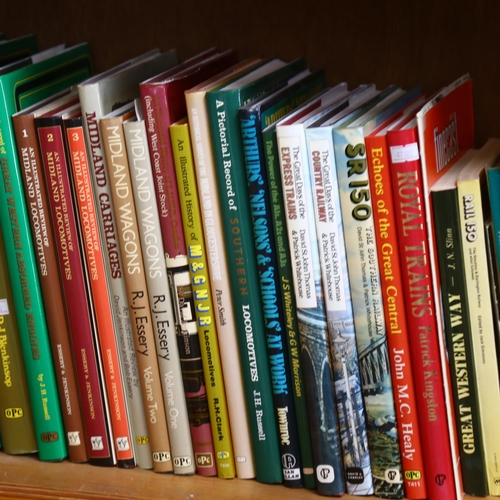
0 452 317 500
0 451 495 500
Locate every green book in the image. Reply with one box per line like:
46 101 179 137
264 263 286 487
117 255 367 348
238 69 327 489
0 34 37 66
0 43 93 461
0 231 37 455
206 58 307 484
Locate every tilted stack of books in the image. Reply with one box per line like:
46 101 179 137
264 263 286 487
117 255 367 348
0 33 499 500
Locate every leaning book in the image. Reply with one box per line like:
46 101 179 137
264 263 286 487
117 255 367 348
206 58 310 485
36 104 116 466
332 86 416 498
430 149 489 497
12 90 89 463
121 102 199 476
0 232 37 456
77 48 178 471
455 139 500 496
0 42 93 461
415 74 475 500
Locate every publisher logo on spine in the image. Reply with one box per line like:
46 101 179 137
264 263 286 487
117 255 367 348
91 436 104 450
153 451 171 463
282 454 301 481
67 432 81 446
346 467 365 484
116 437 130 451
196 453 213 467
385 468 401 484
41 432 60 443
136 435 149 445
173 456 193 468
316 464 335 484
405 470 421 481
4 407 23 419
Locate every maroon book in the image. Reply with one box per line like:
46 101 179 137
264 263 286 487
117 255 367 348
36 112 115 466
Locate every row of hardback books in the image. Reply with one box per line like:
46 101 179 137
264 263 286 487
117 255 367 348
0 33 497 500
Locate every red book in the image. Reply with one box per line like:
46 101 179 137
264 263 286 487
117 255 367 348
414 74 475 499
36 112 115 466
65 115 136 468
139 49 238 259
366 109 427 499
387 115 459 499
139 50 239 476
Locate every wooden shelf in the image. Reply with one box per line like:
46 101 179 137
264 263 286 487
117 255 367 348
0 452 494 500
0 452 325 500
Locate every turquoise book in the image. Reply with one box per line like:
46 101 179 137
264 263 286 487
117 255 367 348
330 87 421 498
0 43 93 461
206 58 307 484
487 158 500 289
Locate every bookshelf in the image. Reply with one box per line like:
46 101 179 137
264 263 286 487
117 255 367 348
2 0 498 498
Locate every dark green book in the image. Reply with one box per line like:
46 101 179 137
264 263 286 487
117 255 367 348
431 151 488 497
0 34 37 66
238 69 327 490
206 58 307 484
0 43 93 461
0 231 37 455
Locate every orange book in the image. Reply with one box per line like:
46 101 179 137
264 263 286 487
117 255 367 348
65 115 135 468
366 114 427 499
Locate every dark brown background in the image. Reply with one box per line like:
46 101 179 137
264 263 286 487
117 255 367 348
4 0 499 146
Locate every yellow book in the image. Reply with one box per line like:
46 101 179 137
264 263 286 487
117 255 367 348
456 138 500 495
170 119 235 478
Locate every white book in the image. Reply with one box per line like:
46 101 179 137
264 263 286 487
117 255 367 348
123 102 196 475
77 49 178 470
184 62 261 479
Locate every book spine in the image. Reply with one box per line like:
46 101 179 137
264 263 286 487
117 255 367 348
206 89 282 484
275 123 346 496
432 187 488 496
140 84 186 258
100 116 173 473
305 127 374 495
123 118 197 476
240 110 304 488
0 232 38 455
65 120 135 467
170 121 236 478
333 125 404 498
456 175 500 495
0 92 67 462
387 127 456 499
262 128 316 489
140 85 215 476
167 260 216 475
79 96 152 471
12 113 88 463
37 121 115 465
186 91 255 479
487 167 500 301
366 134 427 499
